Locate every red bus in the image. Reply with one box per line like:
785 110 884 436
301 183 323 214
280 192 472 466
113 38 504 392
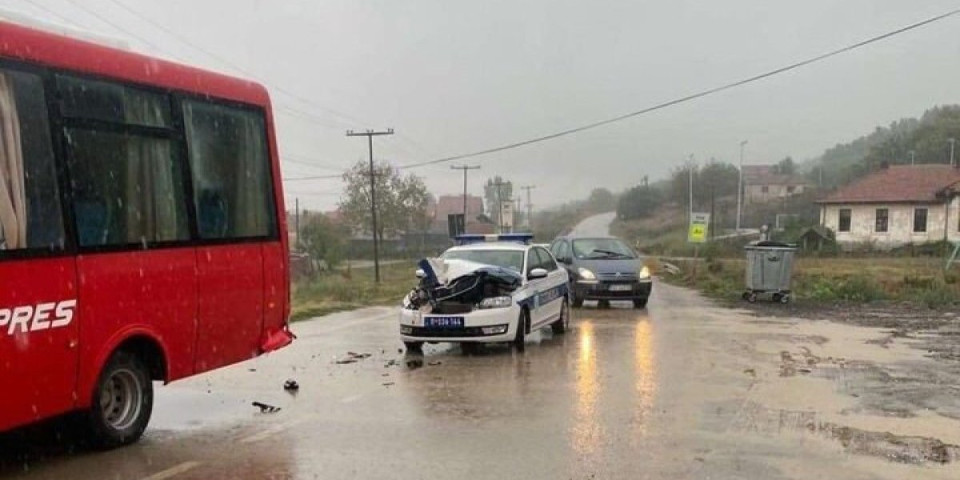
0 21 293 447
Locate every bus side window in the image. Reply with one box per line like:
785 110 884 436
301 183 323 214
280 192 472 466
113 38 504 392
197 189 228 238
0 69 65 253
182 100 276 240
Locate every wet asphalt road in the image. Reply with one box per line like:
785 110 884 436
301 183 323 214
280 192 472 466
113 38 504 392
4 282 960 480
4 213 960 479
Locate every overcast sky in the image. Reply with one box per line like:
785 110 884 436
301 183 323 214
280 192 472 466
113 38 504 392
4 0 960 211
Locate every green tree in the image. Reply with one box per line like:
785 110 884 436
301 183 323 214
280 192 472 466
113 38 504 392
616 185 663 220
339 160 430 242
774 156 796 175
587 188 616 212
299 214 348 270
670 160 739 209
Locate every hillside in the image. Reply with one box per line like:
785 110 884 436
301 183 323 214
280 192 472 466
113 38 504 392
807 105 960 188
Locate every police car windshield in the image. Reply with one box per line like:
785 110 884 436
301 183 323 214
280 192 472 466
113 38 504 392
443 249 525 273
572 238 636 259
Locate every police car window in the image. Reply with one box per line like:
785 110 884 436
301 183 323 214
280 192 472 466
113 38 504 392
537 247 558 271
443 249 524 272
0 68 65 253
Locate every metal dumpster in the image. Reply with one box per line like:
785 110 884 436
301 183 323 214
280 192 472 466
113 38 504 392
743 241 797 304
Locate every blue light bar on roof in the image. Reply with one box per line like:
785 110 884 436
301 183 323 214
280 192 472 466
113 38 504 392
455 233 534 245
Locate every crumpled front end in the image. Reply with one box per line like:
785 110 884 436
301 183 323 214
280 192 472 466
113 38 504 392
400 258 523 342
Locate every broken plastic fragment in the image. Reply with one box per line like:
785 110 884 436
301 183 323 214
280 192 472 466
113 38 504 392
252 401 281 413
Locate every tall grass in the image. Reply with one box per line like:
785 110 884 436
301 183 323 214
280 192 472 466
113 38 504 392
291 262 418 321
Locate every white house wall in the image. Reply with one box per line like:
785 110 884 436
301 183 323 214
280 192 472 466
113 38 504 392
822 201 959 249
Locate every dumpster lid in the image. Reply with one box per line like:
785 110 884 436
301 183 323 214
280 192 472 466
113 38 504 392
745 241 796 250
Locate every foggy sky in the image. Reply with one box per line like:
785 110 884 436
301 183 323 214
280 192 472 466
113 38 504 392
5 0 960 212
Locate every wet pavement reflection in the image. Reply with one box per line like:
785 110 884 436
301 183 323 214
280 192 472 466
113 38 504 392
4 285 960 479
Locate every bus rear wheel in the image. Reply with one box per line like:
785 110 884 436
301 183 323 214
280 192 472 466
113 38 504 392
87 350 153 449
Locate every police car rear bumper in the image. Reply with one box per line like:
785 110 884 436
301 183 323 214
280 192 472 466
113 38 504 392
398 305 521 343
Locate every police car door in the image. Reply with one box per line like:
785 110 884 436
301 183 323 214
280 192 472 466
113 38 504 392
534 247 565 323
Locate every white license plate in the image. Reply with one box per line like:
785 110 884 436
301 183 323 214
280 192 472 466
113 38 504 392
608 284 632 292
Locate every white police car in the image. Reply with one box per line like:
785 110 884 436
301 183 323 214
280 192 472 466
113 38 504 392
399 234 570 352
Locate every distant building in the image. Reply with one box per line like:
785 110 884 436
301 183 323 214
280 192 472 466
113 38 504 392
431 195 484 220
742 165 811 204
428 195 490 234
817 164 960 250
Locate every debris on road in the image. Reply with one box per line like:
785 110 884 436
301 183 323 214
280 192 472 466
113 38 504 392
283 379 300 392
743 368 756 377
382 382 395 387
428 361 442 366
252 401 281 413
406 358 424 370
384 359 399 367
335 352 372 364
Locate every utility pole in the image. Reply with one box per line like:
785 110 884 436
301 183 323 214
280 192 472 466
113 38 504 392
688 154 695 226
346 128 394 283
492 179 509 233
520 185 535 230
949 138 956 167
909 150 916 165
736 140 747 232
450 165 480 218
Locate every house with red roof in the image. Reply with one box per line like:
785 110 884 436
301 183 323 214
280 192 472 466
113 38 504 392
817 164 960 249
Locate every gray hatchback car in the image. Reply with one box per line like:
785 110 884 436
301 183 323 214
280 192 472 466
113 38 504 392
549 236 652 309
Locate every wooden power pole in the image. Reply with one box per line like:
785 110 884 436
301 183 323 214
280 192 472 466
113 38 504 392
346 128 394 283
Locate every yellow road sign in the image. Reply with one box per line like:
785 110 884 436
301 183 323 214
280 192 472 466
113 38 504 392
688 213 710 244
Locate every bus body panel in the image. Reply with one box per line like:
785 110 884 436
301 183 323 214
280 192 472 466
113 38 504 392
0 20 291 434
194 244 264 372
75 249 198 408
0 21 269 108
0 257 79 431
261 242 288 345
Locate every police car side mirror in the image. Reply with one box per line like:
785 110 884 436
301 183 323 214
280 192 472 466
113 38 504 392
528 268 548 280
415 269 426 279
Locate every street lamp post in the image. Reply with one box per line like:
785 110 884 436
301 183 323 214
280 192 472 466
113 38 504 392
736 140 747 232
949 138 956 167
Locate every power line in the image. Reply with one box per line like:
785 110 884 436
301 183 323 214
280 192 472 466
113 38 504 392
21 0 80 27
101 0 365 128
396 8 960 170
62 0 174 57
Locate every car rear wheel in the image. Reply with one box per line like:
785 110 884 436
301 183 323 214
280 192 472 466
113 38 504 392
551 300 570 334
512 310 527 352
87 350 153 449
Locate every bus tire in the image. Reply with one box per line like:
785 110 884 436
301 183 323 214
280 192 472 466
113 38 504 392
87 350 153 449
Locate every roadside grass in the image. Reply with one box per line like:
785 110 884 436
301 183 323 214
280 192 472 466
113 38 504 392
291 261 417 321
660 257 960 309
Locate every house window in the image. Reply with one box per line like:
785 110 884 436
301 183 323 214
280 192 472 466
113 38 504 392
913 208 928 233
875 208 888 233
787 186 796 194
761 186 769 194
838 209 851 232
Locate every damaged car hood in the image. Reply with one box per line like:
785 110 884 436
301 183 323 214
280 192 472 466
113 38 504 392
423 258 522 286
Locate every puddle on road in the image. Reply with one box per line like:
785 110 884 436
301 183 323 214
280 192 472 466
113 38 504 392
725 401 960 465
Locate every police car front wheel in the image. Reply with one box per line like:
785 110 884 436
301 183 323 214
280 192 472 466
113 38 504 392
87 350 153 449
512 310 528 352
